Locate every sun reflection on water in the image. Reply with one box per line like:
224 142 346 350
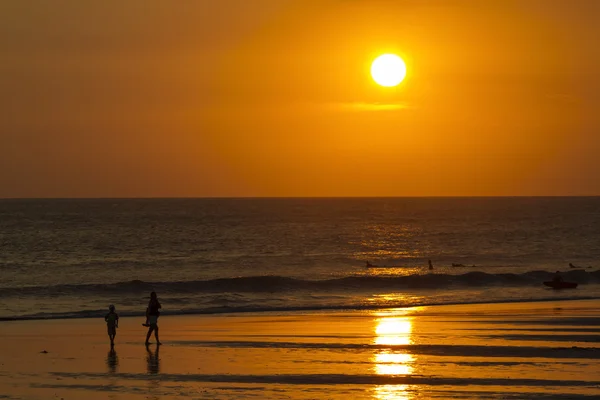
375 318 412 346
373 385 412 400
374 352 413 375
371 316 415 400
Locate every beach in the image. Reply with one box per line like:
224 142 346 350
1 299 598 399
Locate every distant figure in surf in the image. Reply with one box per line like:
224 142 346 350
569 263 582 269
366 261 374 268
553 271 563 283
145 292 162 345
428 260 434 270
105 304 119 347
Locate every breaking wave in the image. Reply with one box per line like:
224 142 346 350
1 269 599 297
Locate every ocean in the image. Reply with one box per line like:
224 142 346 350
1 197 600 321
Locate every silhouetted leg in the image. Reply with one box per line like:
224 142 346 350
154 326 161 345
145 326 154 344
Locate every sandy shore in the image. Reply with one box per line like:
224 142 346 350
0 299 599 399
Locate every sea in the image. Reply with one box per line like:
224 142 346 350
1 197 600 321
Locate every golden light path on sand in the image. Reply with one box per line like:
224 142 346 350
371 313 415 400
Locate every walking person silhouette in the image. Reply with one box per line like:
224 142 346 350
145 292 162 345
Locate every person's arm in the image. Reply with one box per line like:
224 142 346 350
115 314 119 327
105 313 109 322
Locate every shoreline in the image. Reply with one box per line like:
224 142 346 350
2 294 600 323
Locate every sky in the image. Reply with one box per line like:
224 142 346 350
1 0 599 197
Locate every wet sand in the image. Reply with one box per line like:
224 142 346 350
0 299 599 399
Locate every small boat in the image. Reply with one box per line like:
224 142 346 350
543 281 578 289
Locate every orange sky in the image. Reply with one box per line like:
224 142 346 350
1 0 599 197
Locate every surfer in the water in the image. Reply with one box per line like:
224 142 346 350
553 271 563 283
428 260 434 270
145 292 162 345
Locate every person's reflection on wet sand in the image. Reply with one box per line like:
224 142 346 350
146 344 160 374
106 346 119 374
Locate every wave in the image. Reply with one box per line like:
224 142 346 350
3 295 600 322
1 269 599 297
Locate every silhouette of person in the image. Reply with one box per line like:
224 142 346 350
428 259 433 270
145 292 162 345
146 344 160 374
105 305 119 346
553 271 563 282
106 347 119 374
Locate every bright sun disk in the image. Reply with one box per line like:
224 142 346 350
371 54 406 87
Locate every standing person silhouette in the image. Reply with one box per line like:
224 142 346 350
145 292 162 345
105 304 119 347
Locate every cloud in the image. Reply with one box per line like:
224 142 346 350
331 102 411 112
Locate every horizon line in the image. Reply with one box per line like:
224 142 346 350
1 195 600 201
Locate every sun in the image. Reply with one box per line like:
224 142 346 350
371 54 407 87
